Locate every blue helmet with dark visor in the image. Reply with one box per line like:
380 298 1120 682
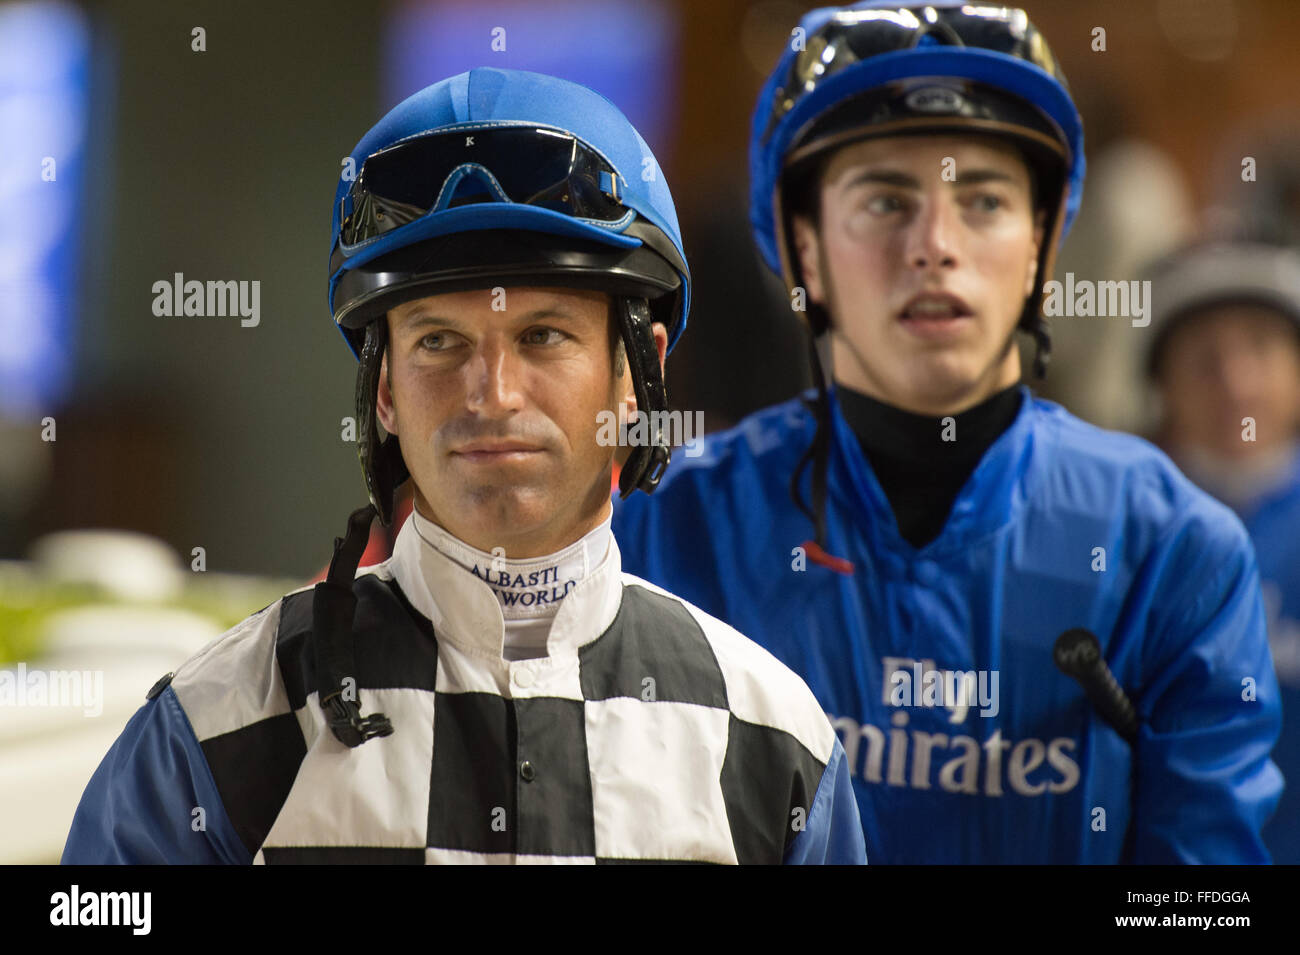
328 67 692 525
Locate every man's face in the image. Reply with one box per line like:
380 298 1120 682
377 285 662 558
1156 304 1300 460
792 134 1046 416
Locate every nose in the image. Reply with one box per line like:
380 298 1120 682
464 337 526 416
904 192 959 272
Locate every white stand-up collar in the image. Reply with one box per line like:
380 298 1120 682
415 510 612 619
387 506 624 661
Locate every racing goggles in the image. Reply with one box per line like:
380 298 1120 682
338 125 627 247
762 4 1062 145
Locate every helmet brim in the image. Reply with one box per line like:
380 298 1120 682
331 227 682 359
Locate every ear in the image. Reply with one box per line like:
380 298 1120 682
652 321 668 377
1025 208 1048 298
376 346 397 434
791 215 826 305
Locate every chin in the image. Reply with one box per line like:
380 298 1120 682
895 352 985 402
463 487 553 529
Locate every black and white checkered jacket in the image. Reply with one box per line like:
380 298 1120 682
62 514 866 864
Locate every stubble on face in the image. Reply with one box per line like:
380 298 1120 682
378 286 628 558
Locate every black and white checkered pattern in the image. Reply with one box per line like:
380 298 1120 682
169 514 838 864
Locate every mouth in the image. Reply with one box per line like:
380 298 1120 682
899 292 974 321
451 442 545 462
897 292 975 338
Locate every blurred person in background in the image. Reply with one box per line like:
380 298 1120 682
614 1 1283 862
1145 238 1300 864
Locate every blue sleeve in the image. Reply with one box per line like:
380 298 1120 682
612 478 732 617
61 686 252 865
611 487 665 582
784 738 867 865
1134 519 1284 864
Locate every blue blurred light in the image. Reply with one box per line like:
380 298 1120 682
0 0 90 417
381 0 679 158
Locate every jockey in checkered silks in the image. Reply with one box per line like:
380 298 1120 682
61 68 866 865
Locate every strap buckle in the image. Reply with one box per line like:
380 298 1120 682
322 690 394 748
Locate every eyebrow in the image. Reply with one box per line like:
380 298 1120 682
838 167 1021 191
395 307 586 333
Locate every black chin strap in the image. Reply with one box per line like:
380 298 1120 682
312 503 395 748
789 328 855 575
791 334 829 542
1029 317 1052 378
357 321 410 526
615 296 672 498
306 320 407 748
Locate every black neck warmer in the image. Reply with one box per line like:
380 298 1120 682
836 384 1024 548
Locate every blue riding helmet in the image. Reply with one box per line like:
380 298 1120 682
750 0 1085 356
327 67 692 524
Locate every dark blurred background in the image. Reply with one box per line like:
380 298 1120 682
4 0 1300 576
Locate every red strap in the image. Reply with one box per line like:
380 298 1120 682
310 495 416 583
802 539 855 575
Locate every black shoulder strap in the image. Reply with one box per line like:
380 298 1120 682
312 504 395 747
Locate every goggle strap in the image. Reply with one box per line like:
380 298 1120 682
599 169 621 203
